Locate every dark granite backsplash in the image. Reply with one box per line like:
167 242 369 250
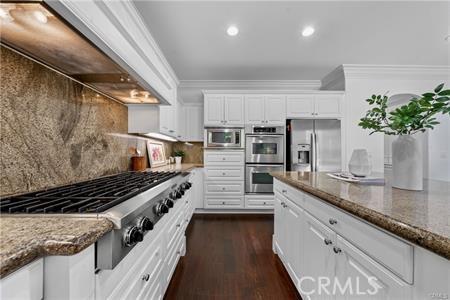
0 46 168 196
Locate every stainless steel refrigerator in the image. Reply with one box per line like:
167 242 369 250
287 119 341 172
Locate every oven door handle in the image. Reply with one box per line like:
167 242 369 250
246 134 283 138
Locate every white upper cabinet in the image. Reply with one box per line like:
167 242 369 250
224 96 245 126
183 105 204 142
287 93 342 118
245 95 265 124
264 96 286 125
315 94 341 118
204 95 244 126
286 95 315 118
245 95 286 125
204 95 224 126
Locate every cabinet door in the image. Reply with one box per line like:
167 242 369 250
0 259 43 300
286 95 315 118
335 235 411 300
245 95 265 124
265 95 286 125
284 198 304 286
224 95 244 126
274 193 287 259
303 211 336 299
204 95 224 126
315 94 341 118
159 105 172 135
192 169 204 209
184 106 203 141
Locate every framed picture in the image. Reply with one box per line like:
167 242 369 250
146 140 166 167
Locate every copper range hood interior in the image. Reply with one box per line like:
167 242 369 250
0 2 159 104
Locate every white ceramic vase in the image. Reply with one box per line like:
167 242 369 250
392 135 423 191
348 149 372 177
175 156 182 165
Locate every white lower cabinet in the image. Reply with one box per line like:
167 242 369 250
273 179 446 300
0 259 43 300
204 150 245 209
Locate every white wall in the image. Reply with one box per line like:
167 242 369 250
322 65 449 178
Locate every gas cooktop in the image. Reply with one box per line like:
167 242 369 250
0 171 179 214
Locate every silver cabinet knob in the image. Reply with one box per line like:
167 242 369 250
222 201 225 205
333 247 342 254
176 224 181 228
329 218 338 225
282 189 287 194
263 201 266 205
324 238 333 245
142 274 150 281
222 172 226 175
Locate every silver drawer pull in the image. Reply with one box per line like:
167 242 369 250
222 172 226 175
324 239 333 245
333 247 342 254
222 201 225 205
329 218 338 225
263 201 266 205
282 189 287 194
176 224 181 228
142 274 150 281
222 158 226 161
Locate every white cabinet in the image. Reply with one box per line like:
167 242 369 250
0 259 43 300
128 103 179 139
204 150 245 209
183 105 204 142
245 95 286 125
190 168 204 209
204 95 244 126
160 104 176 137
204 95 224 126
273 179 415 300
287 93 342 118
286 95 315 118
302 211 337 298
335 235 411 300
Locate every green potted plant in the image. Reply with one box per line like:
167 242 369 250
173 150 185 165
359 83 450 190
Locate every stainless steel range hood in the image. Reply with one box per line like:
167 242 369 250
0 2 161 104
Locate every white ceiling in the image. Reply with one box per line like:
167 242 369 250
134 1 449 81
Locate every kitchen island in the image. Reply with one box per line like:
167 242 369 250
270 171 449 300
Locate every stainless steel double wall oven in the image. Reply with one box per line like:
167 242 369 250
245 125 284 194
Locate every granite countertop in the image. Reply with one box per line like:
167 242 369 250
150 163 203 172
0 217 113 278
270 171 450 259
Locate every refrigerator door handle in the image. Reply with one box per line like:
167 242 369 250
314 132 318 171
310 133 315 172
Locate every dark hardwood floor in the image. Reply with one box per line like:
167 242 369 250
164 214 301 300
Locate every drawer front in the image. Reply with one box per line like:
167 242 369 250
164 232 184 286
205 166 244 181
165 210 184 252
274 179 305 208
204 151 244 166
205 181 244 195
205 196 244 208
303 192 414 284
106 233 163 300
245 195 274 209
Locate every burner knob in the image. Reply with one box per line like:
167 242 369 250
137 216 154 232
162 198 174 208
175 189 183 199
178 186 185 196
123 226 144 247
154 203 169 216
182 182 192 190
169 191 178 200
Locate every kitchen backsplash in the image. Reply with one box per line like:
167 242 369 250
173 142 203 164
0 47 173 196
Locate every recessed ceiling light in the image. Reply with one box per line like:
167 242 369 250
227 26 239 36
302 26 315 37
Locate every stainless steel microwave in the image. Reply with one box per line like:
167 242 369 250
204 128 244 149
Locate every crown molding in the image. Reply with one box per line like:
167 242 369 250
342 64 449 80
179 80 321 90
202 89 344 95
